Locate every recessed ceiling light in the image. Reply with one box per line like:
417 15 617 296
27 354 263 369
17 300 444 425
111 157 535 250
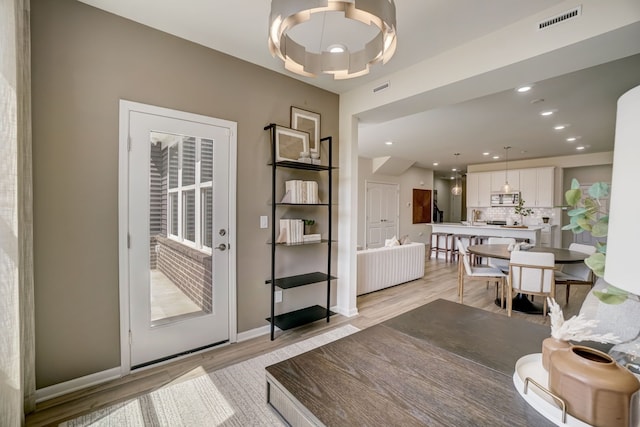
540 110 555 116
433 162 439 166
450 176 455 180
566 137 576 142
384 141 393 145
516 85 533 93
493 155 500 160
482 152 490 156
576 146 585 150
554 124 567 130
327 44 346 53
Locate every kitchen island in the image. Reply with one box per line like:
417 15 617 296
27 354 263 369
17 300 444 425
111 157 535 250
432 222 542 245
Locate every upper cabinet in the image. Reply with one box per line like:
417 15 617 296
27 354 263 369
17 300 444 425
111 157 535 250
519 167 555 207
467 172 491 207
490 170 520 192
467 167 554 207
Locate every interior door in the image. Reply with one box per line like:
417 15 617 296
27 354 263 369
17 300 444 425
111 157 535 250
366 182 399 248
121 101 236 368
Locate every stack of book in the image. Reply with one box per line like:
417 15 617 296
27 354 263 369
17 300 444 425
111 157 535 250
277 219 321 244
281 180 319 204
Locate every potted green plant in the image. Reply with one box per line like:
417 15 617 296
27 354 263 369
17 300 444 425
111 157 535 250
514 197 533 225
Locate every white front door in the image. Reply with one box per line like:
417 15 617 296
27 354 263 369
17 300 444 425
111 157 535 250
119 101 236 369
365 182 399 248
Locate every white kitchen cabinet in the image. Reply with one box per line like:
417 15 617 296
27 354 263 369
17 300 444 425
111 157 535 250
520 167 555 207
467 172 491 207
490 170 519 192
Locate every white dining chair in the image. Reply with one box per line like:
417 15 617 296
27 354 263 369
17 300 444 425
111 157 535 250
487 237 516 272
457 241 507 306
555 243 597 305
508 251 556 317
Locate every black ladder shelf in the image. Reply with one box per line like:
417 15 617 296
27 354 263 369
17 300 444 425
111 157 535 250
264 123 336 340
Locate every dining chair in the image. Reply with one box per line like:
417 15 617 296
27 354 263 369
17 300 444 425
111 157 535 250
487 237 516 272
508 251 556 317
555 243 597 305
457 241 507 306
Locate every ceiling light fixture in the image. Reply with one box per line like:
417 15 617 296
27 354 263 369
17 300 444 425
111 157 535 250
432 162 439 166
268 0 398 80
502 146 511 193
451 153 462 196
554 124 567 130
493 155 500 160
483 152 490 156
540 110 555 116
385 141 393 145
576 146 585 150
566 137 577 142
516 85 533 93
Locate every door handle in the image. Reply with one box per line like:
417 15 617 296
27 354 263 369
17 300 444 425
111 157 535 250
214 243 227 251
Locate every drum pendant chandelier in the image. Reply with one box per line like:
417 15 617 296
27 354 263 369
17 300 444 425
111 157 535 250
268 0 397 80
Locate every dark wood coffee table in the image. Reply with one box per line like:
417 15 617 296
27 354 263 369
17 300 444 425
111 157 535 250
266 299 555 426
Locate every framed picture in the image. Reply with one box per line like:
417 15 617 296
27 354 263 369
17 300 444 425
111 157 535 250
291 107 321 154
275 125 310 162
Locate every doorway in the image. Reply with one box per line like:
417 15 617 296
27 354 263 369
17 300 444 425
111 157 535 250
365 181 399 248
119 100 237 370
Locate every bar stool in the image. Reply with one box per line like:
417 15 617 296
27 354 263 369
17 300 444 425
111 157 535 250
453 234 477 263
431 232 454 262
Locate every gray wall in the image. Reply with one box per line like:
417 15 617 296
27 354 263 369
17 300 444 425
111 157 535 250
31 0 338 388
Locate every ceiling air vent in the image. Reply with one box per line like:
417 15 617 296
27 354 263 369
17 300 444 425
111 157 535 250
373 81 390 94
537 5 582 30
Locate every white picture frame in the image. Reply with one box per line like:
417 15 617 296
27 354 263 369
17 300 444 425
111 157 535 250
275 125 310 162
291 107 321 154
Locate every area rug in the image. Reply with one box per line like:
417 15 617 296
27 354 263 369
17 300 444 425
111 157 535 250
60 325 360 426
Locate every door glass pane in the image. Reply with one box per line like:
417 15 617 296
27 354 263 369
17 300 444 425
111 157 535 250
201 138 213 183
201 187 213 248
168 144 179 189
148 132 212 327
169 192 178 236
182 137 196 186
183 189 195 242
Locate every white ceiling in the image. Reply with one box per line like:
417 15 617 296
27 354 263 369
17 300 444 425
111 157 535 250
78 0 640 175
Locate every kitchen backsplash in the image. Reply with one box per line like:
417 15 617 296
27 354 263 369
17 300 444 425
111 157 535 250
471 207 560 226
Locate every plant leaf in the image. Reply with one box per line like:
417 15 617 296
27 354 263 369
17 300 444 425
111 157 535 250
585 253 606 277
591 221 608 237
593 291 628 305
576 218 592 231
568 207 587 217
565 188 582 206
589 182 610 199
570 178 580 190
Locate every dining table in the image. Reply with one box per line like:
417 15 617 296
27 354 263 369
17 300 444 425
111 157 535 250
466 244 589 314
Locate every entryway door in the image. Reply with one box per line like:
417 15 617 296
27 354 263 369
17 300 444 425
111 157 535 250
119 100 237 369
365 182 399 248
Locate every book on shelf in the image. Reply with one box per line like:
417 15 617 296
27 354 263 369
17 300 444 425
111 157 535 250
282 180 319 204
302 234 321 243
277 219 305 244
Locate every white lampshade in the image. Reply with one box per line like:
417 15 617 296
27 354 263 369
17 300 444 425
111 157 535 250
604 84 640 295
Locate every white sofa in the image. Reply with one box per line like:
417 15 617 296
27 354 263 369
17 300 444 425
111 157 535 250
357 242 426 296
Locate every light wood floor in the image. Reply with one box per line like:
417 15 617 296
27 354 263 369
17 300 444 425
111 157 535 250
26 257 589 426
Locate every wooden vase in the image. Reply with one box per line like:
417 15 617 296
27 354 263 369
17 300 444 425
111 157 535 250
541 337 571 371
549 345 640 427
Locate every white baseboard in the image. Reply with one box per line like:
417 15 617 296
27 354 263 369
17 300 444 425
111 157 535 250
237 324 282 342
35 367 121 403
331 305 359 317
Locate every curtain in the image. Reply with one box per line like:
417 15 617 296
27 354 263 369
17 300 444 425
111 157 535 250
0 0 35 424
